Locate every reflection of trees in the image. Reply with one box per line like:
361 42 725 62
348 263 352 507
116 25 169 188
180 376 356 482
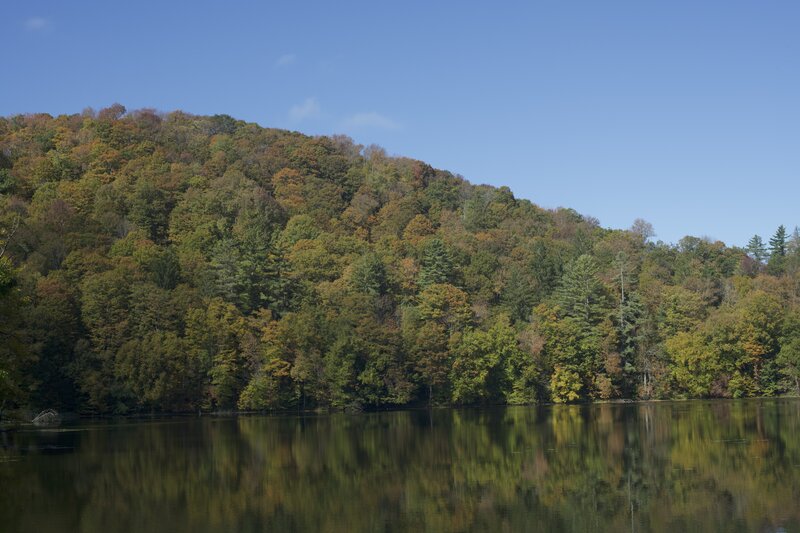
2 401 800 532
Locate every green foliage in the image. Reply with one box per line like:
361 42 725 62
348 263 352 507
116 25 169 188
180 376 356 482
0 257 30 409
549 365 582 403
768 225 787 275
237 358 292 410
449 316 535 405
0 168 15 194
666 331 720 398
777 335 800 395
557 254 605 329
450 328 502 404
185 298 250 409
0 257 14 295
115 331 204 411
769 225 787 257
746 235 767 263
349 253 388 296
658 286 706 338
128 181 172 242
417 283 473 330
409 321 451 403
499 264 536 323
148 247 181 289
2 109 800 412
418 238 453 288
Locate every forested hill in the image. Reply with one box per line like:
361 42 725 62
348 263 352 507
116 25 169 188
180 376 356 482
1 106 799 414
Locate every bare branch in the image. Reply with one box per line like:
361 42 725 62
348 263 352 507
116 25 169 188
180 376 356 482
0 213 20 260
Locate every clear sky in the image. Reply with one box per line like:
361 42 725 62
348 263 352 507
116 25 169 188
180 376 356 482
3 1 799 246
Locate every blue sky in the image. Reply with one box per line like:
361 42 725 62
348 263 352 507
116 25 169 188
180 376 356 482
3 1 799 246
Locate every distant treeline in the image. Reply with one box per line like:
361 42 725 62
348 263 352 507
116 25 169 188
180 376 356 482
1 106 799 413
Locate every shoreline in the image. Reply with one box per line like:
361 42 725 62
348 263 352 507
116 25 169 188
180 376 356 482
3 395 799 428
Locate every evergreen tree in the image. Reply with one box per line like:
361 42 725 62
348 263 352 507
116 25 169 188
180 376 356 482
418 238 453 288
350 253 388 296
769 225 787 257
778 336 800 395
768 225 787 275
211 236 289 315
557 255 604 329
789 227 800 255
746 235 767 263
500 264 536 323
786 227 800 275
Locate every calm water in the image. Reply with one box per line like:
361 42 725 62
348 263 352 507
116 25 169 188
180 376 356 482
2 400 800 532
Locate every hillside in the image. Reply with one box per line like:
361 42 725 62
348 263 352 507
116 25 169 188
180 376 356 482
1 106 799 414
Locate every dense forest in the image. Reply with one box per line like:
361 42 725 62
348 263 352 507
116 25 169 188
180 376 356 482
1 106 800 414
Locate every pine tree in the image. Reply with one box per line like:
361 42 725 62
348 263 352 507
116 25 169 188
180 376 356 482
350 253 388 296
418 238 453 288
786 227 800 274
768 225 787 275
211 236 288 315
746 235 767 263
557 254 604 329
614 251 642 388
769 225 787 257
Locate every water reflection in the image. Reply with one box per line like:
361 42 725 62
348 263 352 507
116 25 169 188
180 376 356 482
2 400 800 532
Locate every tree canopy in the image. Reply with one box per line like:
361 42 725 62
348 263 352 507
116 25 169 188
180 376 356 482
2 107 800 413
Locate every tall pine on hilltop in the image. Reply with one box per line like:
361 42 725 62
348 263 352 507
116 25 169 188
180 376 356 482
768 225 787 275
746 235 767 263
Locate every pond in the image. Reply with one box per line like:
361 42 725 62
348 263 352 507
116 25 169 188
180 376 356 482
2 400 800 532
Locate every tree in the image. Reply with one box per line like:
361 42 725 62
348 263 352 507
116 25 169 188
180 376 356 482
777 336 800 395
26 274 80 409
719 291 783 398
496 316 538 405
210 236 288 315
115 331 204 411
0 214 19 262
418 238 453 288
0 256 30 412
76 267 135 412
500 264 536 323
769 225 787 257
449 316 530 405
767 225 787 275
746 235 767 263
349 253 388 296
185 298 250 409
630 218 655 242
665 331 719 398
550 365 582 403
249 305 331 409
556 255 605 330
417 283 473 330
237 358 293 410
658 286 706 338
128 181 171 242
450 327 500 404
148 247 181 289
786 227 800 274
410 322 451 404
613 251 642 376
